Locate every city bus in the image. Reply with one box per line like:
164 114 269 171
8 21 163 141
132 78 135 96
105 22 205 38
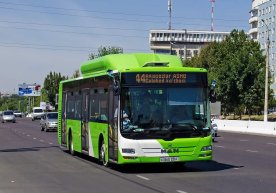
58 53 214 166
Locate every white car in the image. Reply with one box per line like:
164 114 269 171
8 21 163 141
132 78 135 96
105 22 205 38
211 122 218 137
32 107 44 121
1 110 16 123
13 110 23 118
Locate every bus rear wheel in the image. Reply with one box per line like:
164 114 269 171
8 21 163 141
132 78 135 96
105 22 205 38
69 132 75 156
99 140 108 167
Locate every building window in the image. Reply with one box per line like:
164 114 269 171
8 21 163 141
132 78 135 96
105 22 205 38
186 50 191 57
193 50 199 57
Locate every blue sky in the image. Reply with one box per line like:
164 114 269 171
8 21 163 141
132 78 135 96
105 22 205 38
0 0 251 93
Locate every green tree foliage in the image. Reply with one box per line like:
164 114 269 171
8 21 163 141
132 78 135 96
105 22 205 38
43 72 67 105
186 29 273 116
71 69 80 78
0 95 26 112
88 46 123 60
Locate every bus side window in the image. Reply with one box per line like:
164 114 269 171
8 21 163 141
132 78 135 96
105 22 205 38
99 91 108 122
90 88 100 121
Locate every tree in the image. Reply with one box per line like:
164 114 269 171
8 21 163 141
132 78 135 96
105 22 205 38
88 46 123 60
43 72 67 105
186 29 272 117
72 69 80 78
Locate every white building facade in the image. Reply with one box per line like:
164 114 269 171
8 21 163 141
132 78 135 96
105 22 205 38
249 0 276 74
149 30 229 60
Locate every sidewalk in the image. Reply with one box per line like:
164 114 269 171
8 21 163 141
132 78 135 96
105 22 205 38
213 119 276 136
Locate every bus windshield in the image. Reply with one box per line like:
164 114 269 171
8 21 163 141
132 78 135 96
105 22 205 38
121 87 208 139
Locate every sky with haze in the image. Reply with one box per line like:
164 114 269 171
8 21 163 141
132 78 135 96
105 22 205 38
0 0 251 93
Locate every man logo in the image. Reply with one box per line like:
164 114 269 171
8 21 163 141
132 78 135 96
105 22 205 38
161 147 179 154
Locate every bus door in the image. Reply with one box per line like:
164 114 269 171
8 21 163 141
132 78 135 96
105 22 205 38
108 89 119 162
61 92 67 146
81 89 90 152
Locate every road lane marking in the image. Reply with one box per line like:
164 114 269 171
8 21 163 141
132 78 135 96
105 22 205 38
27 135 30 137
240 139 249 142
176 190 187 193
246 149 258 153
214 145 225 148
49 142 53 145
33 138 36 140
233 167 240 170
267 142 276 146
136 175 150 181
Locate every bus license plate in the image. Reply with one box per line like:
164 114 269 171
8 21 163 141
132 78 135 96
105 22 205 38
160 157 180 162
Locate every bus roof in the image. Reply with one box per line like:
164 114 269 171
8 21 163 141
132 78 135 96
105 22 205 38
80 53 206 77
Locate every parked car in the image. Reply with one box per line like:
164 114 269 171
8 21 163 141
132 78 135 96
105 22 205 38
40 112 58 132
13 110 23 118
1 110 16 123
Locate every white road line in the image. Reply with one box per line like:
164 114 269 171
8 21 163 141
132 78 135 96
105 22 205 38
240 139 249 142
136 175 150 181
267 142 276 146
33 138 36 140
49 142 53 145
176 190 187 193
233 167 240 170
246 149 258 153
214 145 225 148
27 135 30 137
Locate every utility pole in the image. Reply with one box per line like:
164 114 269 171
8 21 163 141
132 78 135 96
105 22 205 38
210 0 215 31
168 0 172 30
262 19 270 122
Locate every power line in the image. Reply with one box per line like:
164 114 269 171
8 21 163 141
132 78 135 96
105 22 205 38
0 20 149 32
0 19 248 33
0 1 248 22
0 25 148 39
0 41 149 52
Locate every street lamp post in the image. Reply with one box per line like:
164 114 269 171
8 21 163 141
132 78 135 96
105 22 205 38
262 19 270 122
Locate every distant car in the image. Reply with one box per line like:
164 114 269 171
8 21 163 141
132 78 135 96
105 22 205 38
32 107 44 121
13 110 23 118
211 121 218 137
40 112 58 132
1 110 16 123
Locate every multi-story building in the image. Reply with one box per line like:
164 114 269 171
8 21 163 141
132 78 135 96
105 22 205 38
149 30 229 60
249 0 268 40
249 0 276 84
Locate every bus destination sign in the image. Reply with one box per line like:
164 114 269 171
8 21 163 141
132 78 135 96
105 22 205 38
135 73 186 84
121 72 207 86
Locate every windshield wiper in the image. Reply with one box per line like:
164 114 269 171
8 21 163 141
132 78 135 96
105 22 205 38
170 123 202 133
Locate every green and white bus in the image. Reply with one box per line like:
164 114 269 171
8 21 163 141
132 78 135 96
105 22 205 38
58 53 214 166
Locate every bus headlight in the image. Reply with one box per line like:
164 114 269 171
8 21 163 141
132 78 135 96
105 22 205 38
201 145 212 151
122 148 135 154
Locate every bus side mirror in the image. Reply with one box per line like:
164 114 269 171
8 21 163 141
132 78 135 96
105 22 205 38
209 80 217 103
113 79 120 96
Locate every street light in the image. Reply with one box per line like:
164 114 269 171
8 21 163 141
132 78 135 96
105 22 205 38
262 19 270 122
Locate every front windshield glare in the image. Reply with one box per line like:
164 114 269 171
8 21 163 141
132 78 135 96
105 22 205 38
121 87 207 134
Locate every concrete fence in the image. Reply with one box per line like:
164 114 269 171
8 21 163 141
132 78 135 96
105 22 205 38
214 119 276 136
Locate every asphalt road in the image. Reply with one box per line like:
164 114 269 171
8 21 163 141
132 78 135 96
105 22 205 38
0 118 276 193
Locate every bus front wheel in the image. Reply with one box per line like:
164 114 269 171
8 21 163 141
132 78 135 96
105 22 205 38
99 140 108 167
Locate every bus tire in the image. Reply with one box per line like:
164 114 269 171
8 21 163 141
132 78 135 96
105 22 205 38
99 140 108 167
69 131 75 156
